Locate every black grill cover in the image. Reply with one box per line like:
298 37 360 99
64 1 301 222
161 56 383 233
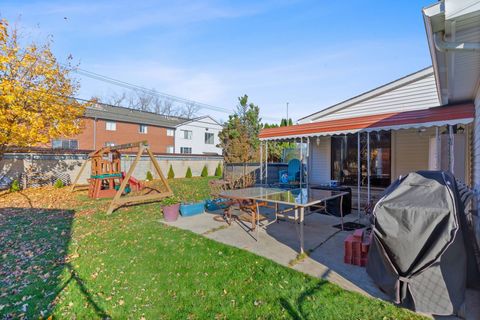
366 171 479 316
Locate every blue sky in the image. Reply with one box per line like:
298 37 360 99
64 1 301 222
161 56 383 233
1 0 435 122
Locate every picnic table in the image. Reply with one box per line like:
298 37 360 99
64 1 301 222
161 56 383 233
219 186 348 253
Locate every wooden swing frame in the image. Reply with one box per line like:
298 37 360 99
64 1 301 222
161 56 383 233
70 141 172 214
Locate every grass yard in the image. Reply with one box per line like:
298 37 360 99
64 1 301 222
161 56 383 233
0 177 425 319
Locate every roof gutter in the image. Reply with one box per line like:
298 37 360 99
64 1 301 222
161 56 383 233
434 31 480 52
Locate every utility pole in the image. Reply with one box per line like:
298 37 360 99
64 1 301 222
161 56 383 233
286 102 289 124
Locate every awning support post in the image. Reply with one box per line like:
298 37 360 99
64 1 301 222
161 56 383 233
265 141 268 184
367 132 371 205
435 127 440 170
260 141 263 185
306 137 310 187
449 125 454 174
357 132 361 219
299 137 303 187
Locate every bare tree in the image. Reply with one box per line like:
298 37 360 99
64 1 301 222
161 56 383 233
180 101 200 119
102 89 200 118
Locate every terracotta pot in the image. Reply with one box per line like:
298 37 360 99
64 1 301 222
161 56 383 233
162 203 180 222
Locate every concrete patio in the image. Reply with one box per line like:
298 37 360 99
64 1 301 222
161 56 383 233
163 208 480 320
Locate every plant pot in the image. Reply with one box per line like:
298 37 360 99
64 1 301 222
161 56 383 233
180 201 205 217
162 203 180 222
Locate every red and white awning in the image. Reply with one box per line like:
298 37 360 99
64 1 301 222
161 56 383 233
259 103 474 141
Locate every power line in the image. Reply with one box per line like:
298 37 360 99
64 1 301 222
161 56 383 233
72 67 281 122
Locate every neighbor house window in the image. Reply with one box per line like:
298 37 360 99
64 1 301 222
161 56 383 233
180 147 192 154
166 146 174 153
106 121 116 131
52 139 78 149
104 141 115 147
205 132 214 144
166 129 174 136
139 124 148 134
182 130 192 140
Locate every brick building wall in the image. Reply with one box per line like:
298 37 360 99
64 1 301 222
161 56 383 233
61 117 175 153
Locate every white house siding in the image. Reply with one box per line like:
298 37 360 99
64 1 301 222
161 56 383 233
175 116 222 155
308 136 331 184
317 74 439 121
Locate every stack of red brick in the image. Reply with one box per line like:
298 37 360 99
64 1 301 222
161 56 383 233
344 228 372 267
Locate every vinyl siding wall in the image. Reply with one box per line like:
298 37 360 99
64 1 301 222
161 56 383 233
308 136 331 184
312 73 439 122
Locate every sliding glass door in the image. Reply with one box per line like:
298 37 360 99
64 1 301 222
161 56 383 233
331 132 391 188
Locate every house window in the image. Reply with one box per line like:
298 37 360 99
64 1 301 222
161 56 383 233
104 141 115 147
52 139 78 149
205 132 214 144
166 146 174 153
180 147 192 154
106 121 116 131
182 130 192 140
139 124 148 134
166 129 174 136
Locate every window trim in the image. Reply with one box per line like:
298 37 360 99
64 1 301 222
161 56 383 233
105 121 117 131
205 132 214 144
52 139 78 149
166 129 174 137
182 130 193 140
180 147 192 154
139 124 148 134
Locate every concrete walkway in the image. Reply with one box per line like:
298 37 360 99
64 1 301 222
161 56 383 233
163 208 480 320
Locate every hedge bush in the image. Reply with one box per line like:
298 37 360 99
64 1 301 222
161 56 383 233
215 163 222 177
201 165 208 177
167 165 175 179
146 171 153 181
185 167 192 178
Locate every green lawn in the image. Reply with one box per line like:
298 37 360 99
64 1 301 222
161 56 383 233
0 177 425 319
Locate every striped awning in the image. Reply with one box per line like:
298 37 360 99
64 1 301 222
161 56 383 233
259 103 474 141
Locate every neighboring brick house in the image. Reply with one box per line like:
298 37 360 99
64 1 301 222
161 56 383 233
52 103 185 154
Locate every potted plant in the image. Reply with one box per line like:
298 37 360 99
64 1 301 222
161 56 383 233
161 196 181 222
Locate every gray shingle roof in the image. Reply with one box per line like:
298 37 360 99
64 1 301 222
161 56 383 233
84 103 187 128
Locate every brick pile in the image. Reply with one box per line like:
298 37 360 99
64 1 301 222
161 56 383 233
344 228 372 267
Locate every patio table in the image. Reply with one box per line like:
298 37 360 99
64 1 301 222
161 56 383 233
219 186 348 254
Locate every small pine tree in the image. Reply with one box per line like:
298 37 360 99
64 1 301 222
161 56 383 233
53 179 64 188
185 167 192 178
10 180 21 192
167 165 175 179
146 170 153 181
201 165 208 177
215 163 222 177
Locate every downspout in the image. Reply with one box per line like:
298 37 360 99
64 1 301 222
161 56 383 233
434 32 480 52
93 117 97 150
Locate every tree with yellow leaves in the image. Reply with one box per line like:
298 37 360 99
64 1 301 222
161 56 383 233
0 19 91 159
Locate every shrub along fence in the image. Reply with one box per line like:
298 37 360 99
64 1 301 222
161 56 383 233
0 151 223 188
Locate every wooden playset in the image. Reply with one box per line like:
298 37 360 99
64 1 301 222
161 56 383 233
70 141 172 214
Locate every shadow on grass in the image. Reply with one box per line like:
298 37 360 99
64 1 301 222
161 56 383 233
0 207 110 319
279 270 331 319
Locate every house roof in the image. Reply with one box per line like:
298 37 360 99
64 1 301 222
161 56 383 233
175 115 222 127
259 103 474 141
298 67 436 123
84 103 188 128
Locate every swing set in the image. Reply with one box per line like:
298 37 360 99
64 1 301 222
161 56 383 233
70 141 172 214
